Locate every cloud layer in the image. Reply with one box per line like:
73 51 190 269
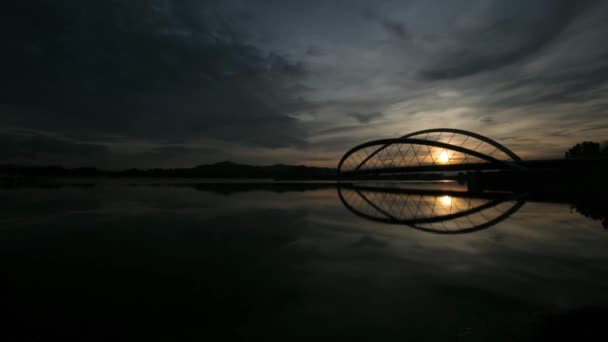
2 0 608 167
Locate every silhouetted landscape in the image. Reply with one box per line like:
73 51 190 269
0 161 333 179
1 161 470 183
5 1 608 341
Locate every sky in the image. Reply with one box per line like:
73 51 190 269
2 0 608 168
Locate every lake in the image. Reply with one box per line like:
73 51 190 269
2 181 608 341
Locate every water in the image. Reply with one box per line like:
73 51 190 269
1 181 608 341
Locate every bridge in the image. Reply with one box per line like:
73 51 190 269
335 129 608 231
337 128 526 177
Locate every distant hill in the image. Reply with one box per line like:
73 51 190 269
0 161 338 180
117 161 337 179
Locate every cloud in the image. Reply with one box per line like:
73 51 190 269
1 0 310 150
0 131 107 164
146 145 217 156
1 0 608 166
351 235 388 249
378 18 410 41
305 46 324 57
418 0 600 80
348 112 384 124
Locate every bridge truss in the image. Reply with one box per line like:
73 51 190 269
338 128 523 176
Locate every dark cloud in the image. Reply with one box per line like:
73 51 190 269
316 125 367 136
351 235 388 249
364 9 410 41
546 130 571 138
580 124 608 132
348 112 384 124
305 46 324 57
380 19 410 41
418 0 600 80
146 145 217 156
1 0 308 149
0 131 107 162
484 53 608 111
1 0 607 166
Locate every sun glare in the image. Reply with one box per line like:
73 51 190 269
440 195 452 206
438 150 450 164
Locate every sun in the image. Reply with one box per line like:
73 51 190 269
438 150 450 164
439 195 452 206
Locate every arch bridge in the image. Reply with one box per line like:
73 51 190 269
338 128 525 176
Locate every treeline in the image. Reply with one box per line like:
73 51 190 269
565 141 608 159
116 162 337 179
0 161 337 180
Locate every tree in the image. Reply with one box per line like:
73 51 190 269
565 141 601 159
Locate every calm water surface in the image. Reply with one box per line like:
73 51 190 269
1 182 608 341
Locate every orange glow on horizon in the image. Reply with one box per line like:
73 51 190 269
438 150 450 164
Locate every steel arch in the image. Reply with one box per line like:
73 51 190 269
400 128 521 161
338 138 520 175
337 128 523 175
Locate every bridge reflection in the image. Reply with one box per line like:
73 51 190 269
338 183 526 234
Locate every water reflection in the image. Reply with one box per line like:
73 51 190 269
338 183 526 234
2 182 608 340
571 197 608 229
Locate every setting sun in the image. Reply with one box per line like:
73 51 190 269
438 150 450 164
439 195 452 206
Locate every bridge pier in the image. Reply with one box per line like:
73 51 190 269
466 172 483 194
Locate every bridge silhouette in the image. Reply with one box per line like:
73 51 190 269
335 128 608 232
335 128 536 232
338 128 526 177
